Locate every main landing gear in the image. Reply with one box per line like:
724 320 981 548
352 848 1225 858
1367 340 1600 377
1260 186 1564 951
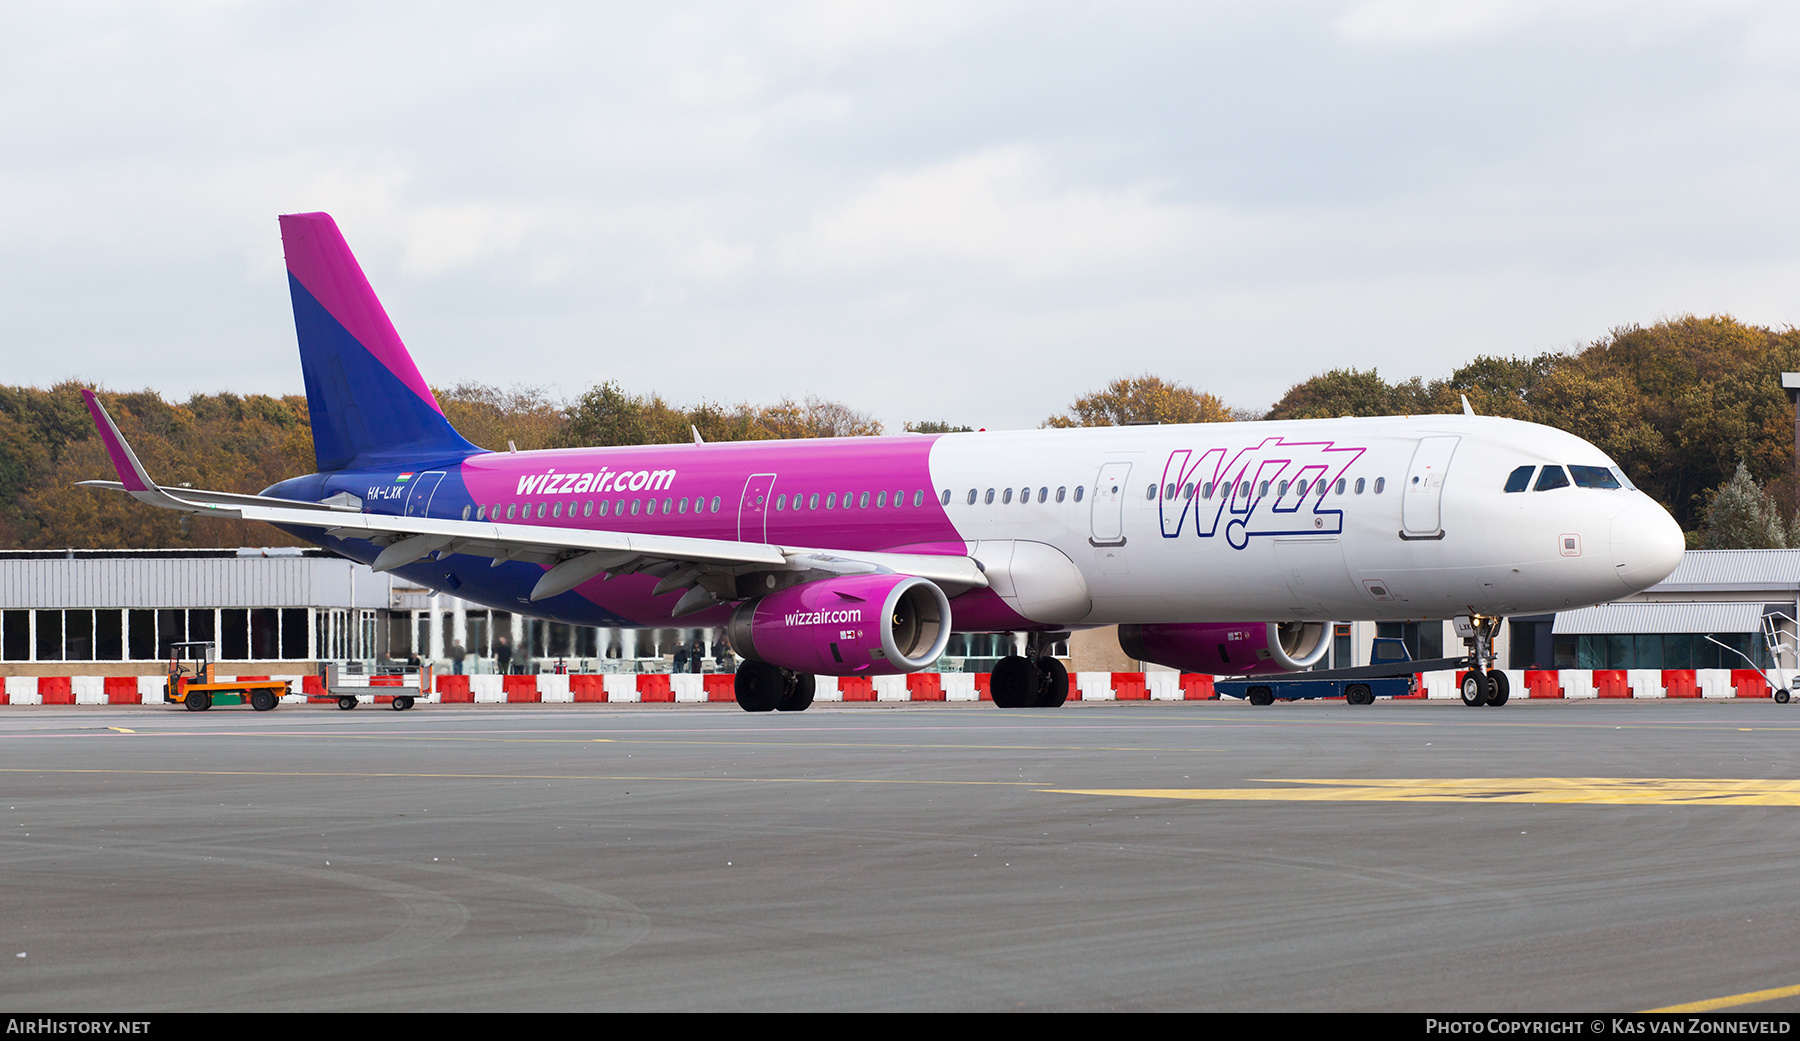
989 632 1070 709
735 661 816 713
1456 613 1510 708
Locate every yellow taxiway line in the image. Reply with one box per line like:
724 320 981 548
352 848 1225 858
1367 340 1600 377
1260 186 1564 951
1044 777 1800 806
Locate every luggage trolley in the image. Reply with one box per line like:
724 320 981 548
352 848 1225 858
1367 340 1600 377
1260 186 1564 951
323 661 431 711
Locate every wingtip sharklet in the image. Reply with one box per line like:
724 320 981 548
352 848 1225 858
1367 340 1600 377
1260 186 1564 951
80 389 151 493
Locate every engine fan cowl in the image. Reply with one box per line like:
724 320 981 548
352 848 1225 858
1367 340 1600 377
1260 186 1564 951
729 574 952 677
1118 621 1329 675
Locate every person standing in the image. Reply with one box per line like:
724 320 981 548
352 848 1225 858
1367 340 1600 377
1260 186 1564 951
688 636 704 673
673 639 689 675
495 634 513 675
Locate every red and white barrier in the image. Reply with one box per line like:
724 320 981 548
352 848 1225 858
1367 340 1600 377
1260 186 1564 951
3 669 1795 706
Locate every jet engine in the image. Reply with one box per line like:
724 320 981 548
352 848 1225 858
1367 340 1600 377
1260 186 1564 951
1118 621 1330 675
728 574 952 677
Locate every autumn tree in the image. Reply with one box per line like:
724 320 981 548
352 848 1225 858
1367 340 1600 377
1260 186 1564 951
1044 376 1234 428
436 382 568 452
1701 463 1787 549
563 381 883 446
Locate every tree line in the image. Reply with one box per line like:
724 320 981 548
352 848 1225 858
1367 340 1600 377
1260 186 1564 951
5 313 1796 549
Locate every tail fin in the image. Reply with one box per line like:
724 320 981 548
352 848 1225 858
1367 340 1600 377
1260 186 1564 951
280 212 480 472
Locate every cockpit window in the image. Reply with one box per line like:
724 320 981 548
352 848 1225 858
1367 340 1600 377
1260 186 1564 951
1504 466 1535 493
1534 466 1570 491
1569 465 1621 489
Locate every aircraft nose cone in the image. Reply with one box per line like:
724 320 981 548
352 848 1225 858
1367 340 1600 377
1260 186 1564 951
1610 499 1685 592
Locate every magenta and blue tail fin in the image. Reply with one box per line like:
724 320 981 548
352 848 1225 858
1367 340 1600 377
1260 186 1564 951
280 212 479 473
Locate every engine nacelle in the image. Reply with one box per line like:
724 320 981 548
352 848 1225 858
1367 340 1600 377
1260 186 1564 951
1118 621 1330 675
728 574 952 677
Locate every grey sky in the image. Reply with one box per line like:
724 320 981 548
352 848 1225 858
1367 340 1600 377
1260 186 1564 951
3 1 1797 432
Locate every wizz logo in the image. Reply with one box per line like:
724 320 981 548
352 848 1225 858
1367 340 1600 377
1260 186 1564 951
1158 437 1365 550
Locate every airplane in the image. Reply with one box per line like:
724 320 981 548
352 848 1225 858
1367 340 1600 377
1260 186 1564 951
79 211 1687 711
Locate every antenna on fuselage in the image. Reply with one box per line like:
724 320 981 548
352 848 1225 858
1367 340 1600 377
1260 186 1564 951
1461 394 1475 417
692 425 704 445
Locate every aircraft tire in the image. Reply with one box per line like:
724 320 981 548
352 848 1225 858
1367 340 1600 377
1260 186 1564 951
1247 687 1274 706
1485 670 1510 706
990 656 1036 708
185 691 210 712
1460 671 1491 707
1345 684 1373 705
1034 657 1069 708
250 689 278 712
777 673 815 712
735 662 783 712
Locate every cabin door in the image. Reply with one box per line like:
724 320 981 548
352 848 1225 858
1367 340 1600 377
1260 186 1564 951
1401 437 1459 537
404 472 446 518
1089 461 1132 547
738 473 777 542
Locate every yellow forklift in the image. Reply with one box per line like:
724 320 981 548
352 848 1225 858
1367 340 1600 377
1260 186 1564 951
164 641 289 712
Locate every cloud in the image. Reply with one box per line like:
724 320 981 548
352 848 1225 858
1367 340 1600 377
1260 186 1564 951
795 146 1194 279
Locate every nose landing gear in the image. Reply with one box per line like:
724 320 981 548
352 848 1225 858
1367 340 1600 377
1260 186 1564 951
1455 613 1509 707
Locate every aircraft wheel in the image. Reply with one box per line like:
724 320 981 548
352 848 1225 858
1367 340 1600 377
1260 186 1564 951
777 674 815 712
735 662 783 712
1777 689 1792 705
1034 657 1069 708
990 656 1036 708
1460 671 1491 707
250 689 277 712
185 691 211 712
337 696 358 711
393 695 414 711
1247 687 1274 706
1486 670 1510 706
1345 684 1373 706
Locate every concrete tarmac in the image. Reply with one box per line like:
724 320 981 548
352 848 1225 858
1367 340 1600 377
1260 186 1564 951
2 698 1798 1012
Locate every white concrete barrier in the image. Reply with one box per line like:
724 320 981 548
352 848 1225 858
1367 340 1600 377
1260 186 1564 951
471 674 506 703
941 673 978 701
539 674 573 703
1075 672 1113 701
72 676 105 705
1147 672 1181 700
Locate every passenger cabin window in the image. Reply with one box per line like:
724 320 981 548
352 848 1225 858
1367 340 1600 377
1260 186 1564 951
1568 465 1621 489
1504 466 1535 493
1074 487 1084 502
1334 478 1346 495
1535 466 1570 492
941 489 952 505
1373 478 1385 494
1056 486 1066 502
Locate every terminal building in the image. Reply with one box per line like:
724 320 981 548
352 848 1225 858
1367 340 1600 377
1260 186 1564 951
0 546 1791 678
0 547 1032 676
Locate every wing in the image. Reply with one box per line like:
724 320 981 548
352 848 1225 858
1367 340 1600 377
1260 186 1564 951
78 390 987 615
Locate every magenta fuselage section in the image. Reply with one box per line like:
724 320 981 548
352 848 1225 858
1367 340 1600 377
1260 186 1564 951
453 436 960 626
